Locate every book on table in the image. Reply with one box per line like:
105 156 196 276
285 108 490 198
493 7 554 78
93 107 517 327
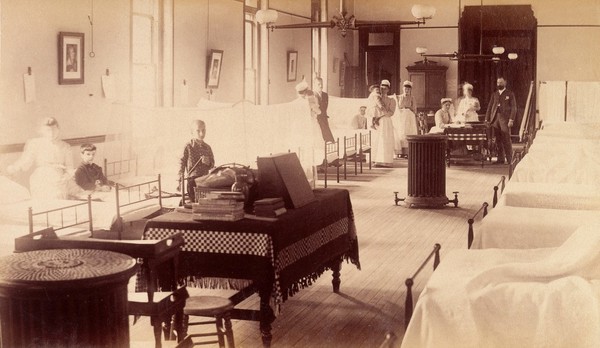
253 197 287 217
254 207 287 217
193 211 245 222
192 192 246 221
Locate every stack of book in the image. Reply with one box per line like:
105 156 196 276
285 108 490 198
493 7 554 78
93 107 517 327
192 191 245 221
253 197 287 217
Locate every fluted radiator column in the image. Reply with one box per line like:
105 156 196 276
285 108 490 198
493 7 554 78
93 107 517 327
405 135 450 208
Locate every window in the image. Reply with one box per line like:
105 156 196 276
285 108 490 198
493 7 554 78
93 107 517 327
131 0 159 106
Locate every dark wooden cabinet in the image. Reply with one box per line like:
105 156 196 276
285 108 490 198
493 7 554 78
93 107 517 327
407 61 448 114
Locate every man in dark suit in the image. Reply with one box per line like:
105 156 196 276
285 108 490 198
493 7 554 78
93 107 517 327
314 77 335 143
486 76 517 164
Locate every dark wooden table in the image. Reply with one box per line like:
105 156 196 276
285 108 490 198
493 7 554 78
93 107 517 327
142 188 361 347
444 124 490 167
0 249 138 348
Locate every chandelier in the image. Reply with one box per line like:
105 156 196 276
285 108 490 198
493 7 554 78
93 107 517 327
416 0 518 62
256 1 436 38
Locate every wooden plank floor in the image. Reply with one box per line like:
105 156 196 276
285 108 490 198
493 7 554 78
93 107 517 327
130 159 508 348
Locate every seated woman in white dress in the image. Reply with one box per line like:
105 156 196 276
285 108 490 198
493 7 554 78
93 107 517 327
429 98 454 134
7 117 73 199
455 82 481 123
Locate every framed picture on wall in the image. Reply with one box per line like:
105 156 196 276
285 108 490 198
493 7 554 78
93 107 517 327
207 49 224 88
58 32 84 85
287 51 298 82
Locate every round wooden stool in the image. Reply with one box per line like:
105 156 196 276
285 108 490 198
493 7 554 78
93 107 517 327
177 296 235 348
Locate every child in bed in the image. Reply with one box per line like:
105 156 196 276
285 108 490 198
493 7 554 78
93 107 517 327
74 143 111 192
178 119 215 203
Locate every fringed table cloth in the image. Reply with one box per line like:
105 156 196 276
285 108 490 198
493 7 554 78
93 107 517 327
142 188 360 346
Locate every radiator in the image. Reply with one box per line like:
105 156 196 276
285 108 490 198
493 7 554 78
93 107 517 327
405 135 450 208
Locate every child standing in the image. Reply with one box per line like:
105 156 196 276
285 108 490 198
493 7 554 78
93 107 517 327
178 119 215 202
74 143 111 192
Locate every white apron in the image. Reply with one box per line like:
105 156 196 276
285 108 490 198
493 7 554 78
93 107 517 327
372 116 395 165
394 108 418 153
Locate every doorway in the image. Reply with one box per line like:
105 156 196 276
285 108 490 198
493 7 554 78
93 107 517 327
458 5 537 134
359 28 400 96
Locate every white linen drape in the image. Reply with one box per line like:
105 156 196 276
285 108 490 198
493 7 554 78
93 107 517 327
567 81 600 123
538 81 566 124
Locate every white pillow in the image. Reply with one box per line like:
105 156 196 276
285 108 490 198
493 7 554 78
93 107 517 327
0 176 31 204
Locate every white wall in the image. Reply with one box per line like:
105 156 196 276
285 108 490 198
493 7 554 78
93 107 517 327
173 0 244 106
326 0 355 97
268 14 312 104
2 0 598 147
354 0 600 100
0 0 131 145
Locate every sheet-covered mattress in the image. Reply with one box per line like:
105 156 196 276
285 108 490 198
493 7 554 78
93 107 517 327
511 148 600 185
536 122 600 140
0 197 161 231
402 248 552 348
472 205 600 249
403 226 600 348
498 182 600 210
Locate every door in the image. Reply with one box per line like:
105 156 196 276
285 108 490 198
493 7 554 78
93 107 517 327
458 5 537 135
359 27 400 96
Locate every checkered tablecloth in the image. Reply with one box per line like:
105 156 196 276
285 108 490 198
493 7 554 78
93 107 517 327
145 228 273 257
142 189 360 306
446 133 487 141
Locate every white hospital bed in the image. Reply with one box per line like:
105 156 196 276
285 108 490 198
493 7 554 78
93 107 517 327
497 182 600 210
471 205 600 249
402 225 600 348
0 175 166 238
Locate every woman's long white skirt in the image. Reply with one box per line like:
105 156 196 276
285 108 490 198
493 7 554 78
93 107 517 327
394 109 418 155
372 116 395 165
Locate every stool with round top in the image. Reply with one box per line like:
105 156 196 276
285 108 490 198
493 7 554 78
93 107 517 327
176 295 236 348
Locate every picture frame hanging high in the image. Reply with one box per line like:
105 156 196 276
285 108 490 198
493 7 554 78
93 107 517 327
287 51 298 82
207 49 224 88
58 32 85 85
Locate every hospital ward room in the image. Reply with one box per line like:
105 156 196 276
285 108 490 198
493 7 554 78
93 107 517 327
1 0 600 347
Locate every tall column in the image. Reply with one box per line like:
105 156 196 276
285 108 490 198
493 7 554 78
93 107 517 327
319 0 328 91
258 0 270 105
162 0 174 106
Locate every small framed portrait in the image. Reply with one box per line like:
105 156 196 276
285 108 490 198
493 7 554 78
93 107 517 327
58 32 84 85
287 51 298 82
206 49 224 88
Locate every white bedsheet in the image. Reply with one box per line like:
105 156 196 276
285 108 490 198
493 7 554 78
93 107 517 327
0 196 160 232
511 149 600 185
537 122 600 139
472 205 600 249
498 182 600 210
403 225 600 348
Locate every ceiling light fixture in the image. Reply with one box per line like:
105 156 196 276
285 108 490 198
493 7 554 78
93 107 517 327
256 0 436 37
491 46 505 55
417 0 517 62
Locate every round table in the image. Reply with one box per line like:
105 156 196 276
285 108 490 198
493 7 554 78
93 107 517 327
0 249 138 348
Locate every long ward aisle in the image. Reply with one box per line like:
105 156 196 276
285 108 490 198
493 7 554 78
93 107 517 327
131 161 507 348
